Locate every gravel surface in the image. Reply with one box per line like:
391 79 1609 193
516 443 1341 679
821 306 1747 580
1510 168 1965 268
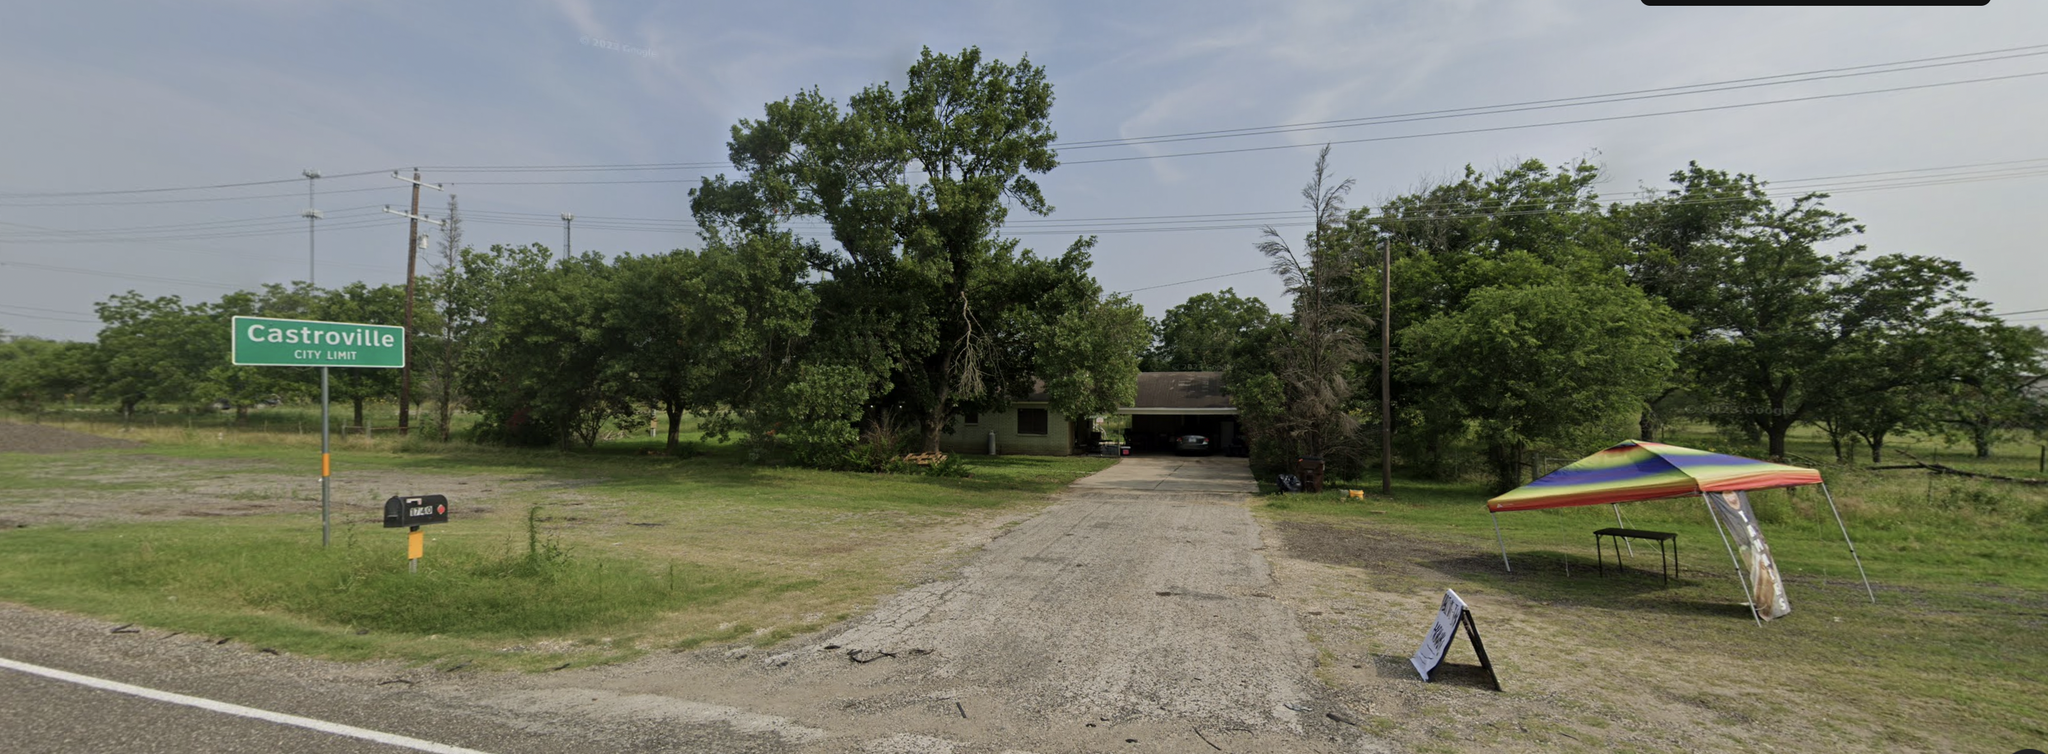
0 421 143 453
0 457 1388 753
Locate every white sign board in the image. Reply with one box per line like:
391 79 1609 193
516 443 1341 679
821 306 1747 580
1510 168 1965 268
1410 589 1467 681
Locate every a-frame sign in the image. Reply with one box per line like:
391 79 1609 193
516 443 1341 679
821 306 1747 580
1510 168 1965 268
1409 589 1502 692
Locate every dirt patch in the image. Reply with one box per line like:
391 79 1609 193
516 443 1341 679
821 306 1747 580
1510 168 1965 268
0 450 571 528
0 421 143 453
1260 516 2003 753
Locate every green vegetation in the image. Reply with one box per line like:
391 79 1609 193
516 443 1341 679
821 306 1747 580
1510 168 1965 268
0 417 1112 668
1267 426 2047 750
0 47 1152 471
1291 437 2048 592
1201 156 2047 491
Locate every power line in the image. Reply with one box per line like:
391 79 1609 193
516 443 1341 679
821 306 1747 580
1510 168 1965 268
438 156 2048 238
0 310 99 324
0 184 397 208
1065 69 2048 166
441 177 709 186
1062 44 2048 150
0 260 243 290
0 169 391 199
1116 267 1269 294
418 161 726 172
8 43 2047 198
0 208 382 236
0 217 390 245
0 303 97 317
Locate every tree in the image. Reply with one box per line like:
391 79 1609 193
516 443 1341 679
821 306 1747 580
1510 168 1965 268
685 230 818 445
608 229 816 455
424 192 467 441
1614 163 1777 440
1035 286 1149 422
1142 288 1278 372
1350 157 1619 476
92 292 215 418
1402 283 1685 492
693 46 1135 458
0 337 95 414
607 250 712 454
1689 235 1980 461
198 284 322 423
1935 321 2048 458
1251 145 1370 477
458 246 629 448
305 282 406 428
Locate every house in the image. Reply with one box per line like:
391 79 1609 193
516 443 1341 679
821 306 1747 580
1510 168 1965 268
938 371 1239 456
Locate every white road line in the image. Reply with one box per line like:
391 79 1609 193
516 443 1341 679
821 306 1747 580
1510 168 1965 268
0 655 496 754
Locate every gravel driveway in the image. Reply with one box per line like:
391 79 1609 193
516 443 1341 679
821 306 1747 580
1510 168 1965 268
2 454 1381 753
494 456 1377 752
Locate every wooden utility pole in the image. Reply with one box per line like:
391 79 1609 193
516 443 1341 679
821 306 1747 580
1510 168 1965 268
384 171 444 438
1380 237 1393 496
400 169 422 437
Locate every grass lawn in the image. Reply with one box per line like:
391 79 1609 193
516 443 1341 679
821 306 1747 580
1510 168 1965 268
1261 425 2047 752
0 409 1112 670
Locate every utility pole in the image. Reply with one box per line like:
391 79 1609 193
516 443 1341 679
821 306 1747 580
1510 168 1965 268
384 170 444 438
1380 237 1393 496
561 213 574 255
301 170 322 285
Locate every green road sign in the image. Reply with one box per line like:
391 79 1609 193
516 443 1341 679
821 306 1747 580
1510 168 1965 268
231 316 405 368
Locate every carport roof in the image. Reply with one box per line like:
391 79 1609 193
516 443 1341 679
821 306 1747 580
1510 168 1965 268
1120 371 1235 414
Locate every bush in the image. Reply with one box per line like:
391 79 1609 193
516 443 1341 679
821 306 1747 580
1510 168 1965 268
924 453 973 478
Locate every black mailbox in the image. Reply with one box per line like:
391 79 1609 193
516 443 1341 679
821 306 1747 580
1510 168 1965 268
383 494 450 528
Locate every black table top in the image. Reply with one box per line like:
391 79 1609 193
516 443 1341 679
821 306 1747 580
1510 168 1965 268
1594 527 1677 541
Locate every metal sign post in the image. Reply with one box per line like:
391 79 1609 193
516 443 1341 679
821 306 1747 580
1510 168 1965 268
232 316 405 547
321 366 330 547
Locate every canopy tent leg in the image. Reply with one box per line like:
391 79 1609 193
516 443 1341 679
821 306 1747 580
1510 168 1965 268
1820 483 1876 603
1705 494 1763 627
1491 511 1511 572
1610 503 1635 556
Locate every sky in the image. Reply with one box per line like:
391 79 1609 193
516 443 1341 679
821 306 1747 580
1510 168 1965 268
4 1 2046 341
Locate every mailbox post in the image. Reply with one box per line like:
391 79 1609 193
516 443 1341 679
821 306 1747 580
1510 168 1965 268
384 495 449 572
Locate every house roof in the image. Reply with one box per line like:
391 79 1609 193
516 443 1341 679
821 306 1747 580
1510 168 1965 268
1012 372 1237 414
1131 371 1233 410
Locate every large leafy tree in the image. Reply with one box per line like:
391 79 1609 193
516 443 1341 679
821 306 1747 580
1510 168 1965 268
455 244 632 448
1034 284 1149 422
92 292 216 418
1348 158 1622 476
693 46 1135 455
304 282 406 428
609 229 817 455
1142 288 1279 373
198 284 320 423
1614 163 1776 439
1403 282 1685 492
0 337 95 413
1934 320 2048 458
608 250 714 454
1678 180 1981 460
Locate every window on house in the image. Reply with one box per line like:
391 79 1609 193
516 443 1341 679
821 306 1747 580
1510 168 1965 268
1017 408 1048 436
963 412 979 425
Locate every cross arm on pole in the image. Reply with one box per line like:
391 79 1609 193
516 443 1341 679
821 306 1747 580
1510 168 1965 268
391 171 447 192
381 206 446 227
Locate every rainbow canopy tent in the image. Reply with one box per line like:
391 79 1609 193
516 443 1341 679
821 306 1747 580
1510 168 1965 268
1484 440 1873 622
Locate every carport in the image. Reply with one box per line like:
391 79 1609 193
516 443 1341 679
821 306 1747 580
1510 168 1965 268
1117 372 1239 454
